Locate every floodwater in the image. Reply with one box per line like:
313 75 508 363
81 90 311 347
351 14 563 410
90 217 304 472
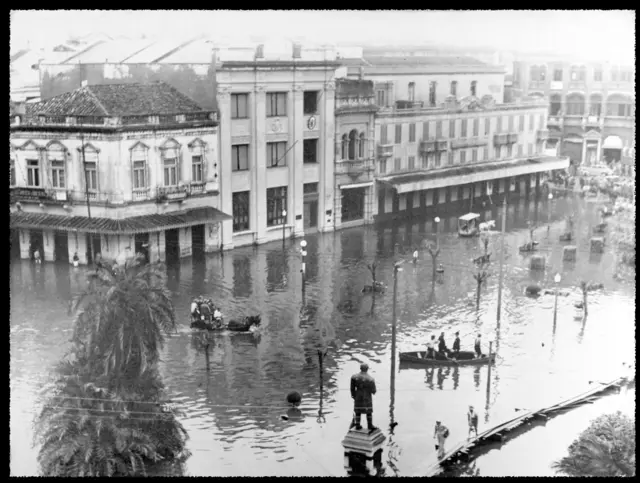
10 195 636 477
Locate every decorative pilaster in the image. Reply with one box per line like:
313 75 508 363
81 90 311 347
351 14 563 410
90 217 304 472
319 81 336 232
253 85 267 244
581 140 587 165
291 84 304 236
217 84 234 250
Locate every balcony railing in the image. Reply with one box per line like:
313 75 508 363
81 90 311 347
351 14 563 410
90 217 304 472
547 116 564 128
132 188 151 202
335 159 374 180
493 133 509 146
420 140 437 154
395 100 424 110
377 144 394 158
582 115 603 129
549 81 563 90
450 137 488 149
536 129 550 142
507 133 519 144
188 182 206 195
157 185 188 202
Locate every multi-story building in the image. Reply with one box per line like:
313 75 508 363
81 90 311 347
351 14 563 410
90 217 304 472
215 42 339 248
512 57 635 168
10 81 230 265
337 54 569 221
333 78 378 229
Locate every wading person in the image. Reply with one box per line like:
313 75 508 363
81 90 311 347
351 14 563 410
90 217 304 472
474 334 482 358
452 332 461 359
350 363 378 433
433 420 449 459
467 405 479 438
72 252 79 268
413 249 419 264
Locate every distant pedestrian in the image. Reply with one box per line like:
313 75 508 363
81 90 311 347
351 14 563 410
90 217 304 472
73 252 79 268
33 248 41 264
474 334 482 358
433 420 449 459
467 406 479 438
413 250 419 264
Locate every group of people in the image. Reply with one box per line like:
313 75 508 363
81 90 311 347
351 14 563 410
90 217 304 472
423 332 483 360
433 406 479 459
191 297 224 329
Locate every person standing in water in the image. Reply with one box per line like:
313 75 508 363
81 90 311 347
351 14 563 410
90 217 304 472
433 420 449 459
467 405 479 438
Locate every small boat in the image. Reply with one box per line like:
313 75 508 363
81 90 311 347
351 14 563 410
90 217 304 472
399 351 496 366
519 241 539 252
458 213 480 237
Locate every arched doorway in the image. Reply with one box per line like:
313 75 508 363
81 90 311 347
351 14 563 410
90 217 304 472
588 93 602 117
602 135 623 163
565 93 585 116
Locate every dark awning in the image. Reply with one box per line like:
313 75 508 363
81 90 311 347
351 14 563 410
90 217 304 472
10 206 232 235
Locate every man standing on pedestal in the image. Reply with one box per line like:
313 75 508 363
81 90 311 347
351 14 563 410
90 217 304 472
350 363 378 433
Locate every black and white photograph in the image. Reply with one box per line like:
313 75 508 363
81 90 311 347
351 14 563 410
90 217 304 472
10 9 635 477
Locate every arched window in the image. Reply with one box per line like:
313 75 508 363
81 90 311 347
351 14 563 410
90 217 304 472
341 134 348 160
348 130 358 160
450 81 458 97
565 93 585 116
589 94 602 116
408 82 415 102
578 66 586 82
159 138 181 187
549 93 563 116
358 133 366 158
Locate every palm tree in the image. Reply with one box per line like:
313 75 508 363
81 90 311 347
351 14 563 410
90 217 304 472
552 411 635 477
35 256 189 476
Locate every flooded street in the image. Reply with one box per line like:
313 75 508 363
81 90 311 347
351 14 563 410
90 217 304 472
10 196 635 477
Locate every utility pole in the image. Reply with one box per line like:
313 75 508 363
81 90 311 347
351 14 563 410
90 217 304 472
496 197 507 325
391 260 403 428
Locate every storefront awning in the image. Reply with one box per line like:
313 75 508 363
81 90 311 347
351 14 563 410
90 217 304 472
602 135 623 150
378 156 570 194
10 206 232 235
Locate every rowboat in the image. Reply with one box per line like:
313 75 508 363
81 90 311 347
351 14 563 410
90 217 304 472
399 350 495 366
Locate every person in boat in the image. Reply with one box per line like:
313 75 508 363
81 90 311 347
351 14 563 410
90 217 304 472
212 306 225 329
474 334 482 358
437 332 449 358
191 300 201 322
425 335 436 359
452 332 461 359
467 405 479 438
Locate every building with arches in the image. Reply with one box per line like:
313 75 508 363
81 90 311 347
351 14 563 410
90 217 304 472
512 57 634 168
10 81 230 264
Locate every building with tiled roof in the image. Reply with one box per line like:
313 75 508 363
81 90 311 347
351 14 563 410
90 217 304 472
10 81 231 266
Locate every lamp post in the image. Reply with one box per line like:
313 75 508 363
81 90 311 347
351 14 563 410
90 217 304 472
282 209 287 250
300 239 307 301
553 272 561 326
434 216 441 251
547 193 553 234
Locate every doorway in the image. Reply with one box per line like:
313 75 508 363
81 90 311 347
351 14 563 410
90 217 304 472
191 224 205 257
341 187 365 222
135 232 150 264
11 229 20 259
165 229 180 266
303 200 318 230
86 233 101 264
29 230 44 260
54 231 69 263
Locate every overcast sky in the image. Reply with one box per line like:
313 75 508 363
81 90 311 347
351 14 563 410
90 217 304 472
10 10 635 63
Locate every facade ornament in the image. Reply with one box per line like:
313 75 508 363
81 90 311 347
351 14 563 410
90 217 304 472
254 84 267 93
324 81 336 91
293 84 305 92
307 116 317 131
217 85 232 99
271 118 283 133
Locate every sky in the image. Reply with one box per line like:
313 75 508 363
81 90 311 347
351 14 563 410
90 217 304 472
10 10 635 63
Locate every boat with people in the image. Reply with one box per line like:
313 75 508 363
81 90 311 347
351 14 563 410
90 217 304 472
399 350 496 366
190 296 261 332
458 213 480 237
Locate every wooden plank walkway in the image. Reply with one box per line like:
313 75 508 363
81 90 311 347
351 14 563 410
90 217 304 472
423 376 628 476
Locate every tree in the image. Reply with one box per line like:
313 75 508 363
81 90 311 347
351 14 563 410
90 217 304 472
366 260 378 286
552 411 635 477
35 256 190 476
427 243 441 283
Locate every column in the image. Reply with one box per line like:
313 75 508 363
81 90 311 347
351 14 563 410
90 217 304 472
43 230 55 262
581 140 587 165
319 80 336 232
149 230 165 263
596 139 602 163
204 222 220 253
253 84 267 243
19 229 30 260
367 118 377 223
179 227 192 258
291 84 304 236
217 84 235 250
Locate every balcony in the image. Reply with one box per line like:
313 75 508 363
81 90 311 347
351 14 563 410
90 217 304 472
157 185 188 202
132 188 151 202
435 140 448 151
568 81 587 91
395 100 424 110
335 159 374 181
528 81 546 91
450 137 488 149
493 133 509 146
603 116 635 129
549 81 563 90
377 144 394 158
582 115 603 129
547 116 564 129
189 182 206 195
419 140 436 154
507 133 519 144
563 115 584 127
536 129 550 142
10 187 70 205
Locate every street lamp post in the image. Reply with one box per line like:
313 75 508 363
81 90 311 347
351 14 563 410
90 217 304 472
300 240 307 301
553 272 561 326
547 193 553 234
434 216 441 251
282 209 287 250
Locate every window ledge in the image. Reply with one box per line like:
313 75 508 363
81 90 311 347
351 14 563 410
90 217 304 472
267 165 288 169
232 230 254 237
266 224 292 232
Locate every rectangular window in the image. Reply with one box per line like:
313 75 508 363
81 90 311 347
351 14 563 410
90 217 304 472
379 158 387 174
483 147 489 160
163 157 178 186
529 114 535 131
191 155 203 182
380 124 388 144
10 158 16 186
303 182 318 194
303 139 318 163
473 118 479 137
553 69 563 81
85 161 98 191
133 160 146 189
518 115 525 131
231 93 249 119
267 141 287 168
460 151 466 164
436 121 442 138
408 82 415 102
449 119 456 138
232 191 250 232
594 69 603 82
266 92 287 117
461 119 467 138
497 116 502 133
470 80 477 97
408 156 415 170
528 143 533 155
422 154 429 169
395 124 402 144
448 151 454 166
517 144 523 157
429 81 437 106
508 115 514 132
51 160 66 188
472 149 478 162
377 90 386 107
435 152 442 168
394 157 401 172
484 117 490 135
27 159 40 187
506 144 513 158
423 121 430 140
450 81 457 97
232 144 250 171
409 123 416 142
539 114 545 130
303 91 318 114
266 187 288 227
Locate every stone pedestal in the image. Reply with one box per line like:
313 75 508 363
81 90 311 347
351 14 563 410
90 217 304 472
342 428 386 476
563 245 577 261
590 237 605 253
529 255 546 270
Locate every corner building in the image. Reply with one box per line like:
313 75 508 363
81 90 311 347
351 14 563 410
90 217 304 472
215 43 339 248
